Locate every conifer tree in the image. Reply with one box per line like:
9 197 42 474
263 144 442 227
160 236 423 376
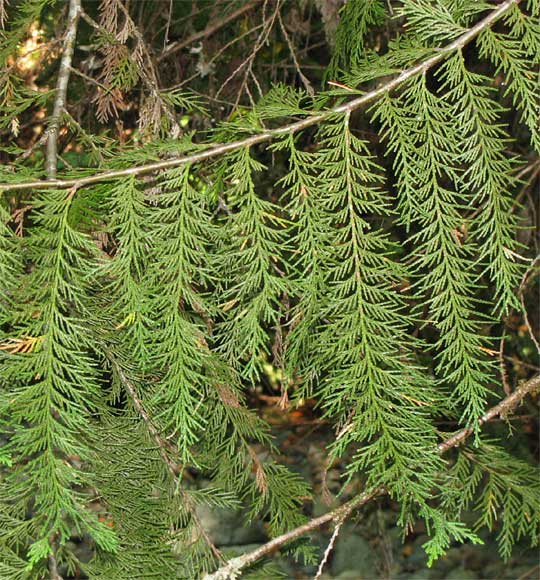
0 1 539 578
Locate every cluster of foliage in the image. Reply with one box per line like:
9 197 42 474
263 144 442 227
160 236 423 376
0 0 539 578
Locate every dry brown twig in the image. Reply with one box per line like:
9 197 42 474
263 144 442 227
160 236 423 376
171 22 265 91
215 0 282 105
0 0 521 193
47 540 63 580
82 2 179 137
499 331 511 396
113 0 180 136
277 8 314 96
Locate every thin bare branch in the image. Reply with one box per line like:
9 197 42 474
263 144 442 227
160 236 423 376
438 373 540 452
45 0 81 178
69 65 110 92
277 9 314 96
314 511 349 580
216 0 281 103
1 0 520 192
48 533 63 580
170 21 265 91
47 552 62 580
0 0 8 30
499 331 511 396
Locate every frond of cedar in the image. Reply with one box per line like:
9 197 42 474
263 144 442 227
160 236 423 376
0 1 539 578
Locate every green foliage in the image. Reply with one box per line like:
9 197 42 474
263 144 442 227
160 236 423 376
0 0 538 578
441 442 540 559
292 116 443 500
478 4 540 151
373 75 497 425
0 189 117 576
395 0 467 45
440 52 523 313
215 147 289 382
327 0 387 76
84 415 186 579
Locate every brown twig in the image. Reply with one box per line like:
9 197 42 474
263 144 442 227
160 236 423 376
157 0 262 63
48 533 63 580
203 372 540 580
169 21 264 91
45 0 81 178
499 331 511 396
516 564 540 580
216 0 282 105
1 0 520 193
112 361 177 473
81 4 179 137
47 552 62 580
68 65 110 92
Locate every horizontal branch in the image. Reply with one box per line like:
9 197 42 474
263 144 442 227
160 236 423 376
202 372 540 580
0 0 519 193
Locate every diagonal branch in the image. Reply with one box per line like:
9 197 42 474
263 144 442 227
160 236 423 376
45 0 81 178
437 373 540 452
202 372 540 580
202 488 385 580
1 0 519 193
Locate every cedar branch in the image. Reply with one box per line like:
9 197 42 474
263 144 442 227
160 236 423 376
1 0 519 193
202 372 540 580
44 4 81 575
437 373 540 452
